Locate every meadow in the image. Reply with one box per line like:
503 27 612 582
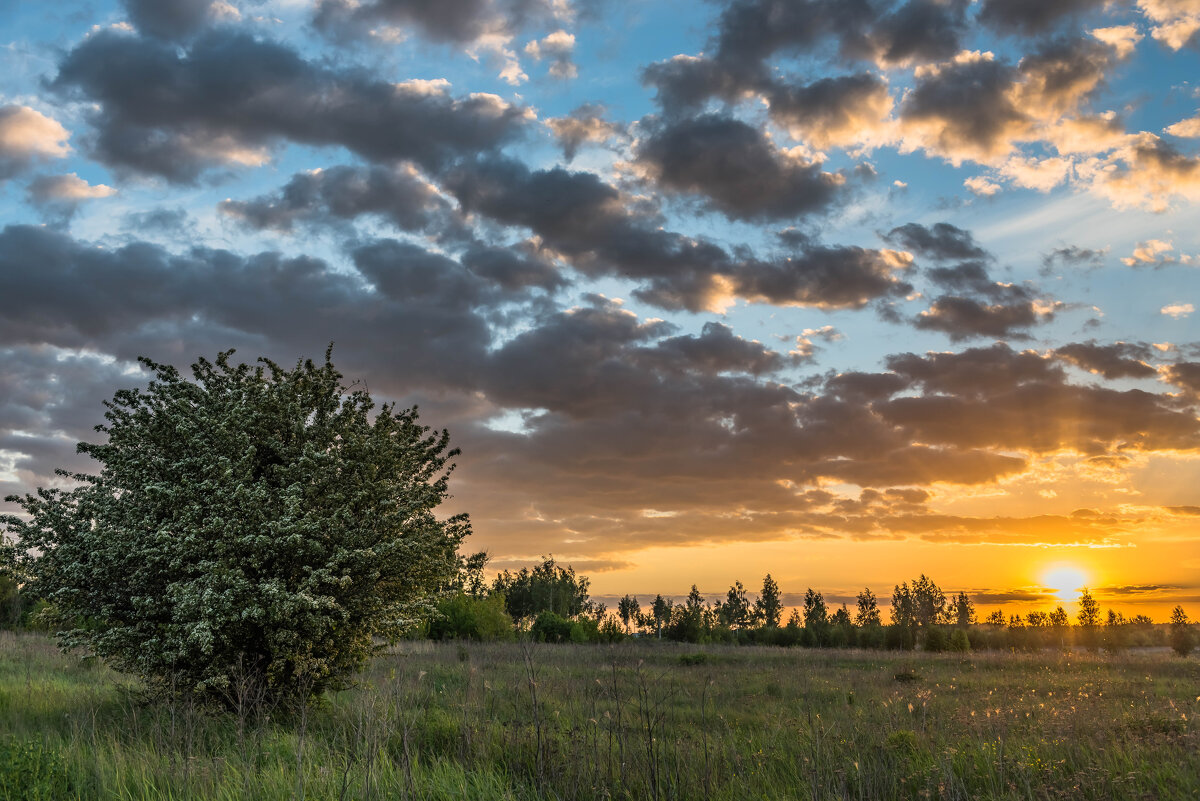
0 631 1196 801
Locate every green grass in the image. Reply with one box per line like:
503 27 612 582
0 631 1197 800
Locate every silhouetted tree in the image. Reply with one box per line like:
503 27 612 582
1077 588 1101 649
650 594 671 639
1076 588 1100 627
755 574 783 628
830 604 854 647
952 592 975 627
911 574 947 628
1169 606 1194 657
617 594 641 633
719 580 752 630
802 588 829 646
855 587 881 627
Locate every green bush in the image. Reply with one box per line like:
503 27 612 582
923 626 948 652
531 611 575 643
949 629 970 652
2 350 468 706
429 593 514 641
0 737 69 801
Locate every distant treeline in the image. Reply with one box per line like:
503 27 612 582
2 557 1195 656
428 555 1198 656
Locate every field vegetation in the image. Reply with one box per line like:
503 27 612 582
1 631 1196 800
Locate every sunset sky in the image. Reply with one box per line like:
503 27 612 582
2 0 1199 620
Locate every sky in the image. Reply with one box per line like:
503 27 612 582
1 0 1199 621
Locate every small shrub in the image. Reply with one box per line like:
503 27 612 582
531 611 574 643
678 652 709 666
949 629 971 652
893 669 921 683
885 729 920 755
924 627 949 652
0 737 69 801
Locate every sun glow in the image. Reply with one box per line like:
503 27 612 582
1042 565 1090 602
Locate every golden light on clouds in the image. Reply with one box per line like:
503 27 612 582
1041 564 1091 602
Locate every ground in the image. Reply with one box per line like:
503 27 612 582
0 632 1196 800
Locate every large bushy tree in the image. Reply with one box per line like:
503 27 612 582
2 349 469 705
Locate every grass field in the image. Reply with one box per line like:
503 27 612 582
0 631 1197 800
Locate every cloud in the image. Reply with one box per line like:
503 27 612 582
900 52 1029 165
0 224 506 391
1042 245 1107 270
1161 302 1194 318
911 259 1062 341
1161 361 1200 393
27 173 117 203
964 175 1002 196
52 30 532 182
764 72 894 149
878 343 1200 454
122 0 223 39
1121 238 1176 266
1054 341 1158 380
545 104 626 161
1165 113 1200 138
1138 0 1200 50
633 114 847 222
977 0 1109 35
313 0 565 45
1090 133 1200 212
0 106 71 179
885 222 987 261
1091 25 1144 58
444 156 911 312
219 163 467 239
3 223 1198 560
524 29 577 78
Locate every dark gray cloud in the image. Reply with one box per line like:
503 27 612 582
0 224 500 393
1162 362 1200 395
642 0 966 119
312 0 558 44
867 0 968 64
122 0 217 39
444 156 909 311
220 164 466 238
52 31 531 182
977 0 1110 35
634 114 846 222
648 322 795 375
122 207 194 236
730 246 914 309
1054 342 1157 380
885 222 987 261
1041 245 1106 271
908 256 1061 341
900 53 1027 161
877 344 1200 455
762 72 891 148
914 295 1054 341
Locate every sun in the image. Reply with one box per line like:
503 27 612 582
1042 565 1090 602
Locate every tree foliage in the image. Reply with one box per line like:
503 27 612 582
1169 605 1195 657
1 349 468 705
755 574 783 628
491 556 594 624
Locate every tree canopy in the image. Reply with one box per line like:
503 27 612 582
1 349 469 705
